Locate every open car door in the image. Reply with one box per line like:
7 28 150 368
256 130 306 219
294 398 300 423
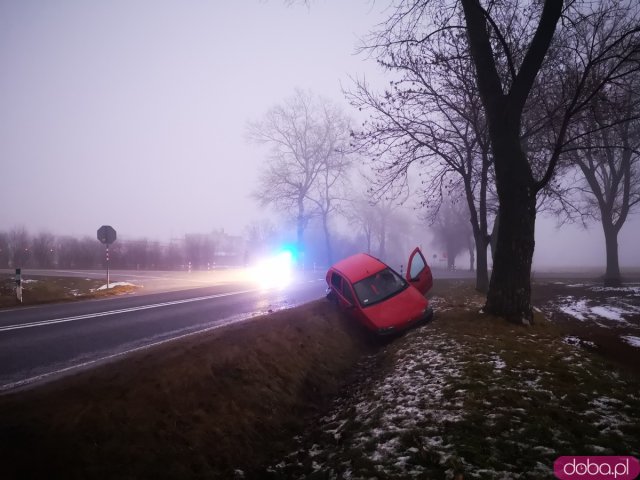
406 247 433 294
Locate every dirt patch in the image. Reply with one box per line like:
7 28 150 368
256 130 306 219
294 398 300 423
0 299 373 479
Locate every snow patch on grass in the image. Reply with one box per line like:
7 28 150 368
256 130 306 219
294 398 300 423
589 306 627 322
590 285 640 295
97 282 136 291
555 297 637 324
563 336 597 349
622 335 640 348
558 297 589 321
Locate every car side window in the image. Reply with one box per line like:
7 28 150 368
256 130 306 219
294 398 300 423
342 281 355 305
331 272 342 290
410 250 427 279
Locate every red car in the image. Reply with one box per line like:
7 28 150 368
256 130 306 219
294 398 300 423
326 247 433 335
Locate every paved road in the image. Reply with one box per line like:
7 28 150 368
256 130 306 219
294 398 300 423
1 267 324 294
1 265 567 394
0 272 326 393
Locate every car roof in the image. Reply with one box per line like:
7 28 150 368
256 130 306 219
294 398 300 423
331 253 388 283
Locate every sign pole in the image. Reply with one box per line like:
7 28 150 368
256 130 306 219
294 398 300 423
97 225 116 290
106 244 110 289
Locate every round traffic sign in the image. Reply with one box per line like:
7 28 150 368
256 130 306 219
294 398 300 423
97 225 117 245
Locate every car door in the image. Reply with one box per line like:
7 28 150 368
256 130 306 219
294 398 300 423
330 271 355 309
406 247 433 294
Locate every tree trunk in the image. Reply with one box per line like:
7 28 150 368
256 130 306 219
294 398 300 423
447 243 455 271
474 235 490 293
296 197 305 261
322 213 333 266
484 140 537 324
461 0 561 324
603 224 621 286
378 225 386 260
469 236 475 272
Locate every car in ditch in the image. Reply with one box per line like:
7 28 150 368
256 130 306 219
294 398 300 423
326 247 433 335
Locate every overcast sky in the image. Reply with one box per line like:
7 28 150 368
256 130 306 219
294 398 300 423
0 0 382 237
0 0 638 268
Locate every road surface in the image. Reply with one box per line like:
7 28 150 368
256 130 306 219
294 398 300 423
0 270 326 393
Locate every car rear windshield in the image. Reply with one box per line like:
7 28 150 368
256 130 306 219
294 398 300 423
353 267 408 307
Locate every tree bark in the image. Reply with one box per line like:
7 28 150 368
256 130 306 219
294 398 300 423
447 242 456 270
603 224 621 286
469 237 475 272
461 0 561 323
484 138 537 323
474 235 490 293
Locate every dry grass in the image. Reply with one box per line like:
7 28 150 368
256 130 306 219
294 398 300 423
0 275 138 308
264 280 640 479
0 299 373 479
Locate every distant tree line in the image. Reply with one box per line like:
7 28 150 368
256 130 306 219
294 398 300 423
0 228 245 271
0 222 421 273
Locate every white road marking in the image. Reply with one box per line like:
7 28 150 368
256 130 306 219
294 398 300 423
0 313 261 392
0 289 259 332
0 280 326 392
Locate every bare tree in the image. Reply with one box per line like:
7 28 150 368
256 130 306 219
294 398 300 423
32 232 56 268
248 90 351 259
184 234 215 270
430 196 473 271
345 192 413 267
245 220 278 249
347 197 379 255
567 79 640 285
349 13 497 292
0 232 10 268
365 0 640 322
7 227 31 268
306 151 351 266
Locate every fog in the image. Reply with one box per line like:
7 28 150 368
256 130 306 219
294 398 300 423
0 1 381 238
1 0 638 269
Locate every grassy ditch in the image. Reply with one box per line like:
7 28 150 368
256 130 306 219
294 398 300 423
0 275 138 308
0 299 373 479
267 280 640 479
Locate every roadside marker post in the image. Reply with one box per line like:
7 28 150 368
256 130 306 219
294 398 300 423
15 268 22 303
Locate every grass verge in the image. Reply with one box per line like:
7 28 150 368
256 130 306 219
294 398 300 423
0 299 372 479
0 275 138 308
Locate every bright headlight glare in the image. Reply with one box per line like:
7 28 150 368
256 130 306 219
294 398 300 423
253 251 293 289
